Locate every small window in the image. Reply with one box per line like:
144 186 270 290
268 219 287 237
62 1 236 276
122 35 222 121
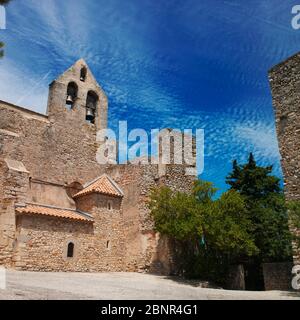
67 242 74 258
80 67 87 82
108 201 112 211
106 240 111 250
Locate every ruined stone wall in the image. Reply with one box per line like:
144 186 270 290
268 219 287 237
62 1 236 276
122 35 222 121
269 53 300 265
269 54 300 201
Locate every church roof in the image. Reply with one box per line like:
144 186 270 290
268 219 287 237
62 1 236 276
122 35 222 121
16 203 94 223
73 174 124 199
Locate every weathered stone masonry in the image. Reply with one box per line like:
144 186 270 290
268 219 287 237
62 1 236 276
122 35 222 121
269 52 300 264
0 59 196 273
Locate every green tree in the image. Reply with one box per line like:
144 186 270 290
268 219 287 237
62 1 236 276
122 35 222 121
226 153 281 198
148 181 258 283
226 153 292 262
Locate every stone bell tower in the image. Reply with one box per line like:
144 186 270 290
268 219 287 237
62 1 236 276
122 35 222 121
47 59 108 131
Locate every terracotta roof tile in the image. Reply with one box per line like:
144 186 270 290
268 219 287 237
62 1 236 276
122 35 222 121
16 204 93 223
74 174 123 199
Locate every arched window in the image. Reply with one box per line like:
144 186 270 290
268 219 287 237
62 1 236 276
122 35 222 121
106 240 111 250
107 201 112 211
80 67 87 82
66 82 78 108
86 91 98 124
67 242 74 258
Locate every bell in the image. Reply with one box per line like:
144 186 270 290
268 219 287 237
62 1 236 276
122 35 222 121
86 108 95 121
66 95 74 105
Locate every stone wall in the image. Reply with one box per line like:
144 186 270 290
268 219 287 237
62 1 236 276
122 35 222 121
269 53 300 202
14 198 126 272
269 53 300 264
262 262 293 291
9 161 194 273
0 159 29 267
226 265 245 291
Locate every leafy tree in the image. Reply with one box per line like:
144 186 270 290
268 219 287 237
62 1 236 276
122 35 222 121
226 153 281 199
148 181 258 283
148 186 201 242
226 153 292 262
206 190 258 259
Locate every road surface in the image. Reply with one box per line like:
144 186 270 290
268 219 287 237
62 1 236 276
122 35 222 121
0 270 299 300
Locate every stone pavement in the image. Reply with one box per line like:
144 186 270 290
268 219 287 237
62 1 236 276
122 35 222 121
0 270 299 300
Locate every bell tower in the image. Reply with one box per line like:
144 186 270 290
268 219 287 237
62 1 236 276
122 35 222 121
47 59 108 131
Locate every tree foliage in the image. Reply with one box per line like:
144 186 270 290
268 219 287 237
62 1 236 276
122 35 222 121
148 153 293 284
226 153 292 262
148 181 258 282
226 153 281 199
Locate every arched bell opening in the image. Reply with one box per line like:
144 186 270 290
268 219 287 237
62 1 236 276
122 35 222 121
66 82 78 109
86 90 98 124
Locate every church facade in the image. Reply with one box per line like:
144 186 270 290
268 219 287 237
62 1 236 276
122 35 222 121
0 59 195 273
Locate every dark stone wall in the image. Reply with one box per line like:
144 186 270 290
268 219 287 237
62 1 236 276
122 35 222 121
263 262 293 291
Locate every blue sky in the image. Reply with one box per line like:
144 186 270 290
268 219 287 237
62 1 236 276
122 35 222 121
1 0 300 195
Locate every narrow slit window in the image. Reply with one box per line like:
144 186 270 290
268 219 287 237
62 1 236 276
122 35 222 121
67 242 74 258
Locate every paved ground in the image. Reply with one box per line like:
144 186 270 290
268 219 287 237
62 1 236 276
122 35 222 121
0 270 299 300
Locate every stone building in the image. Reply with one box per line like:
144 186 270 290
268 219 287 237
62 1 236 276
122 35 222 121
269 52 300 264
0 59 196 273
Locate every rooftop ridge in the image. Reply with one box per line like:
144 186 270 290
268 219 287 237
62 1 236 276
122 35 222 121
74 174 124 198
15 202 94 221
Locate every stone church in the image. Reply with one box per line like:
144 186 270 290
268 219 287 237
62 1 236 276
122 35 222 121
0 59 195 273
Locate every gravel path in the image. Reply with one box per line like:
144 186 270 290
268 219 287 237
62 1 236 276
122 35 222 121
0 270 299 300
